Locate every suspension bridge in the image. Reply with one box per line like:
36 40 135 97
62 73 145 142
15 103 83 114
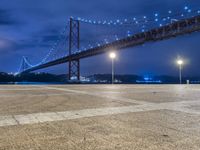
18 7 200 80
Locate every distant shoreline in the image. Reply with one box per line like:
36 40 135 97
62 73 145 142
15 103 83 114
1 72 200 84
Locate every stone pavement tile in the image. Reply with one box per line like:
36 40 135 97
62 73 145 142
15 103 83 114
14 114 40 125
0 85 200 149
0 126 41 150
0 110 199 149
0 116 18 127
0 93 136 116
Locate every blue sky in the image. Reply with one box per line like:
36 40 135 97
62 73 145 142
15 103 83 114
0 0 200 76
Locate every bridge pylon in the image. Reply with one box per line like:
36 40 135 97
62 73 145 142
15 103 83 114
22 56 29 72
68 17 80 81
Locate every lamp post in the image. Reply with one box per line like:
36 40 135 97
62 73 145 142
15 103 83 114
177 59 183 84
109 52 116 84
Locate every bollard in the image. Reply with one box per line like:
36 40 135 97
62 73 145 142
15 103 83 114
187 80 190 84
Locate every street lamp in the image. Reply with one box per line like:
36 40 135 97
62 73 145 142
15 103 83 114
109 52 116 84
177 59 183 84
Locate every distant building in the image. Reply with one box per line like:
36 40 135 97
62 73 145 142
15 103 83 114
80 76 90 82
136 75 162 84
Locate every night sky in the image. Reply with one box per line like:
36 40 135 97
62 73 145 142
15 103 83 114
1 0 200 76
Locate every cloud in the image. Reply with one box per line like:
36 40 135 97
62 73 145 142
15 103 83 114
0 38 19 52
0 9 17 25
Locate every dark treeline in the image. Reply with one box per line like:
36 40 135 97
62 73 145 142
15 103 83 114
0 72 67 83
0 72 200 84
89 74 200 84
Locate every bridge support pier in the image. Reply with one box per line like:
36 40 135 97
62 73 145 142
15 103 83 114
68 17 80 81
68 59 80 80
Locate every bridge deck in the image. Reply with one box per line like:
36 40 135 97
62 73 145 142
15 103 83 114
22 15 200 73
1 85 200 149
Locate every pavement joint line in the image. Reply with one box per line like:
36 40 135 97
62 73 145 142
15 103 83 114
42 86 200 106
12 115 20 125
44 86 152 105
0 93 77 98
0 88 45 91
1 100 200 127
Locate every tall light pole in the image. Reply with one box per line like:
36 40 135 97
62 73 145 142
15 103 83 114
177 59 183 84
109 52 116 84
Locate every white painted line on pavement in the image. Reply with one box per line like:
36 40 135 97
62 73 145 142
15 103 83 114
0 93 76 98
0 100 200 127
0 104 159 127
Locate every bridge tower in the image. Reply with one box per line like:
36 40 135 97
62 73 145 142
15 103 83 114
22 56 29 72
68 17 80 81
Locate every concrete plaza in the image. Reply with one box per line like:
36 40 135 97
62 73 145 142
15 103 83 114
0 84 200 149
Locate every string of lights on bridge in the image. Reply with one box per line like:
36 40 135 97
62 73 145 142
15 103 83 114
73 6 200 27
17 24 70 73
40 24 69 65
70 5 200 55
